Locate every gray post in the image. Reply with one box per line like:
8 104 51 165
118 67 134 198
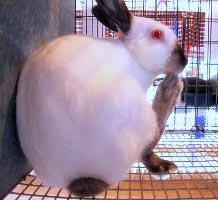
0 0 75 198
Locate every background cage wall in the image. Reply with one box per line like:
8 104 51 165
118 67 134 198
76 0 218 131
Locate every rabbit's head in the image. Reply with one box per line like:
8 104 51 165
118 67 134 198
93 0 187 75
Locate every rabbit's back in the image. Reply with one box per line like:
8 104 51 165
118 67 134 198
17 35 157 188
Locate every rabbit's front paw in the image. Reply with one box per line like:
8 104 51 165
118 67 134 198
142 151 177 174
155 73 183 105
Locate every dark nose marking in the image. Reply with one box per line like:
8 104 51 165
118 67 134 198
178 45 188 67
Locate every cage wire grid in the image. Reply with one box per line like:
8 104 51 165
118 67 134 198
4 0 218 199
76 0 218 131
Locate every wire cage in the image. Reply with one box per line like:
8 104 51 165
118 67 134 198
4 0 218 200
76 0 218 131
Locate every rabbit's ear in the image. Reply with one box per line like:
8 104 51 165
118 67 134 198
92 5 118 32
94 0 132 34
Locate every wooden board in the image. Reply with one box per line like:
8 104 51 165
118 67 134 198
0 0 75 198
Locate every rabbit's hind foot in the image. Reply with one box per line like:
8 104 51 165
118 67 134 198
142 151 177 174
68 177 109 197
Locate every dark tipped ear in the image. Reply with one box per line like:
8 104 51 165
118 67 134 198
94 0 132 34
92 5 118 32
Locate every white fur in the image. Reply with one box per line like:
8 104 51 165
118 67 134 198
17 16 178 188
123 17 177 74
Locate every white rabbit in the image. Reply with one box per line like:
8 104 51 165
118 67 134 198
16 0 187 197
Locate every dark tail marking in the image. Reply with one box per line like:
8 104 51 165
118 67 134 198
68 177 109 197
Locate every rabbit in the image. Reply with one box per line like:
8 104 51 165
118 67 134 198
142 73 184 173
16 0 187 197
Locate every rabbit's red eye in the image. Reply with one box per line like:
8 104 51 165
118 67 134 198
151 30 164 41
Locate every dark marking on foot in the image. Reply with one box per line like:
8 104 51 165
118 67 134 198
142 151 177 174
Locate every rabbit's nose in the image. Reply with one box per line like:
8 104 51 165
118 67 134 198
178 45 188 67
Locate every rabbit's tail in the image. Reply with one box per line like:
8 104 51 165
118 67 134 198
68 177 109 197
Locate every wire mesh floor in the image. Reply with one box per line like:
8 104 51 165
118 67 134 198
4 131 218 200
